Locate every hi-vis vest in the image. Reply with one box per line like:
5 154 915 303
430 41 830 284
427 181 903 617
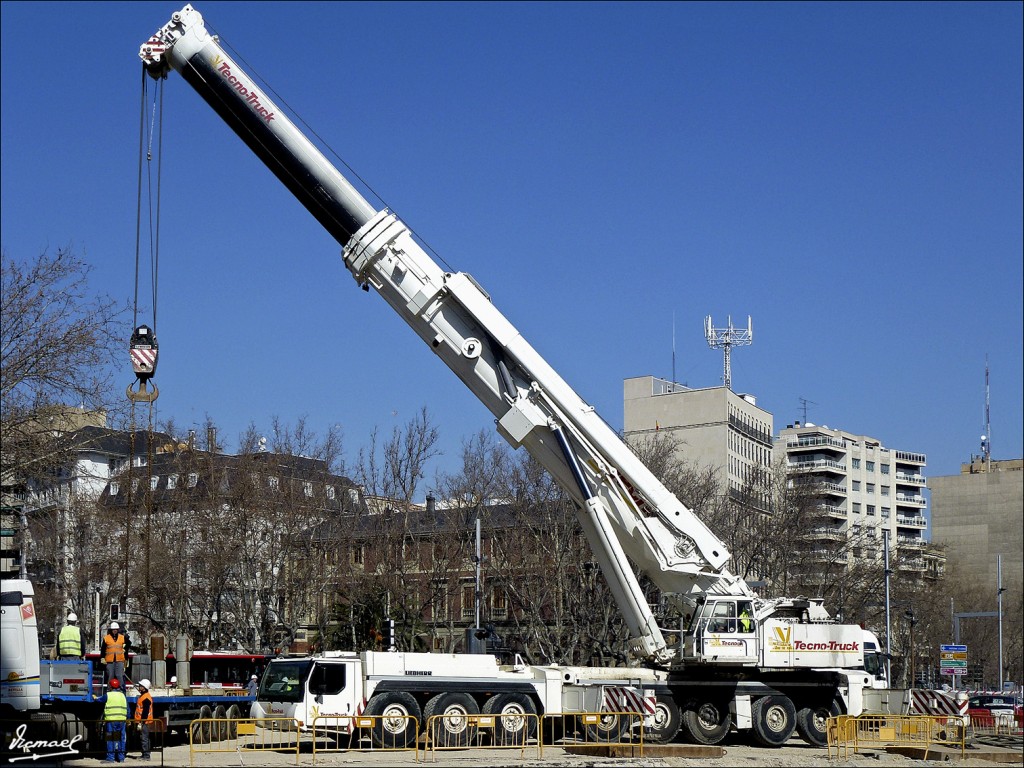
58 625 83 657
134 690 153 722
105 690 128 721
103 633 126 663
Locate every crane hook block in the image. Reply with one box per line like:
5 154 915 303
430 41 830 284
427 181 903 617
127 379 160 403
130 325 159 381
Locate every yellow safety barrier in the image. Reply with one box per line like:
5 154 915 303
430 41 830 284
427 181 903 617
311 714 420 763
188 717 300 766
826 713 966 760
541 710 644 756
425 712 542 760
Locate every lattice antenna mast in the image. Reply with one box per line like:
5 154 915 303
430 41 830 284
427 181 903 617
981 355 991 469
704 315 752 390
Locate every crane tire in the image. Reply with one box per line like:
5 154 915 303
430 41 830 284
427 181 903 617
680 699 731 745
212 705 227 741
646 693 682 743
423 691 479 748
483 693 537 745
191 704 213 744
363 691 421 749
751 695 796 747
225 704 241 739
795 698 842 747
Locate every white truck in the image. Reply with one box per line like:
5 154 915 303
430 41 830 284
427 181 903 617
140 4 890 748
254 651 654 747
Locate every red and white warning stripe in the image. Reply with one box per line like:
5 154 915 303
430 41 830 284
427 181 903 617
603 686 656 715
909 688 968 716
131 348 156 373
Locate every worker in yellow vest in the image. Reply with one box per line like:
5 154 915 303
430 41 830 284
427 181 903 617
104 678 128 763
102 622 130 691
58 612 85 659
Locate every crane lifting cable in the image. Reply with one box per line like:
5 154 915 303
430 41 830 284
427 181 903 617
128 68 163 404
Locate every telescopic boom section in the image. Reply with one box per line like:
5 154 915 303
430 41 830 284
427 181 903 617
141 5 750 664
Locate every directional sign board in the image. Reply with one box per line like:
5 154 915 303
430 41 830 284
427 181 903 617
940 644 967 676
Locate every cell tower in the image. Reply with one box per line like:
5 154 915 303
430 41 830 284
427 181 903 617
704 315 752 390
980 355 991 469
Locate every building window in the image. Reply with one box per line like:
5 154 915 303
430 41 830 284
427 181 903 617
881 485 890 497
852 480 861 492
867 483 875 494
881 465 890 475
866 461 875 472
852 458 861 469
351 545 364 565
269 476 279 490
187 472 198 488
326 485 335 500
881 507 891 518
303 481 313 497
150 476 159 491
867 505 876 516
461 584 476 619
111 481 120 495
852 502 861 514
167 474 178 490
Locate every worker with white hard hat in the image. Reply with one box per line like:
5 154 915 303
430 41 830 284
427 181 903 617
133 678 154 760
58 611 85 659
102 621 130 691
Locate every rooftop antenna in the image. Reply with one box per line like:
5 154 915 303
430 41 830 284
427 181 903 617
671 312 677 391
798 397 817 424
980 355 991 469
704 315 752 391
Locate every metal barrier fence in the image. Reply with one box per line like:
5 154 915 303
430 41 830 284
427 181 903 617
541 710 645 756
188 717 300 765
827 714 966 760
311 714 420 762
425 712 542 760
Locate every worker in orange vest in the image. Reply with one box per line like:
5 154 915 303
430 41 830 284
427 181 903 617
102 622 130 691
133 678 154 760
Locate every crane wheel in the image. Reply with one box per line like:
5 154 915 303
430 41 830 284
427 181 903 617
751 695 796 747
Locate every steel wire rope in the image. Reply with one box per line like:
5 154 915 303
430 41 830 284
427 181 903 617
213 29 457 274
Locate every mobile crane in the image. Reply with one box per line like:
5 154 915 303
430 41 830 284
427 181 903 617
138 5 887 747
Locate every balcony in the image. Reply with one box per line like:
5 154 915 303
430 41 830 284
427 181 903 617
820 504 847 519
896 515 928 529
821 482 847 496
895 450 927 465
895 472 926 485
897 558 927 572
807 526 845 541
787 435 845 451
895 494 926 506
897 535 924 549
789 458 847 473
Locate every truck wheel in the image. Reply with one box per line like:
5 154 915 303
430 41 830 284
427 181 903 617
580 710 630 743
680 699 731 745
225 704 241 739
424 692 480 748
795 698 841 747
646 693 682 744
751 695 796 747
483 693 537 745
363 691 421 749
191 704 213 744
213 705 227 741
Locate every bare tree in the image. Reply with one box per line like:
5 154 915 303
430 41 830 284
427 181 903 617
1 248 128 484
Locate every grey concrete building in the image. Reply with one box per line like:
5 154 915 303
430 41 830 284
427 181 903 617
623 376 773 504
929 458 1023 593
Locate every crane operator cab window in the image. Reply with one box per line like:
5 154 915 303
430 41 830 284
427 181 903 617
708 601 737 633
737 601 754 634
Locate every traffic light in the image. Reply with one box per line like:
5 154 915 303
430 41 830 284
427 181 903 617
109 603 119 621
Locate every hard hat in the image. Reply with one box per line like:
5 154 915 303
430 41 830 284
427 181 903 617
109 679 120 689
170 676 177 683
251 674 258 680
67 612 78 623
110 621 120 630
139 679 151 690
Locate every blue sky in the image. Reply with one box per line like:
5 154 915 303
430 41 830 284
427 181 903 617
2 1 1021 498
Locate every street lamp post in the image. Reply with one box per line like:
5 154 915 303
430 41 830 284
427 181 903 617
905 609 918 688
